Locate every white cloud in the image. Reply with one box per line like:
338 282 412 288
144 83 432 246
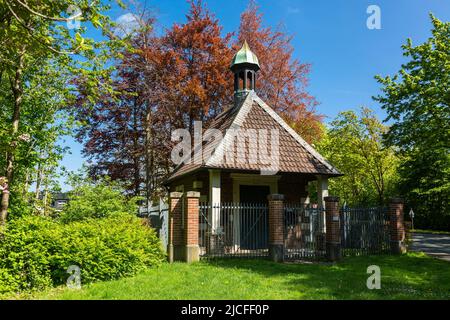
115 13 141 37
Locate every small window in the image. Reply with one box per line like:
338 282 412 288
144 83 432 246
247 71 253 90
239 72 244 90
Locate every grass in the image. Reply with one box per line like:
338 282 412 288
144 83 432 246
21 253 450 300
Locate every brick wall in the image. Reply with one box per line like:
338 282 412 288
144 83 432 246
325 197 340 244
170 171 315 204
268 194 284 245
185 192 199 246
389 198 406 254
325 196 341 261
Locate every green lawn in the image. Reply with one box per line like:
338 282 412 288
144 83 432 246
27 253 450 300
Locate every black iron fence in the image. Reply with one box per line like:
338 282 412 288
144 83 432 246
197 202 392 261
199 202 269 259
340 206 390 256
284 204 326 261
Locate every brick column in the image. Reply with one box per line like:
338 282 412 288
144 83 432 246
389 198 406 254
185 191 200 263
268 194 285 262
325 196 341 261
168 192 184 262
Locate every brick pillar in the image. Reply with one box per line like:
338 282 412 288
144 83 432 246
389 198 406 254
325 196 341 261
185 191 200 263
168 192 184 263
268 194 285 262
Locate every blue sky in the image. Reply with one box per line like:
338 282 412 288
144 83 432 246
58 0 450 189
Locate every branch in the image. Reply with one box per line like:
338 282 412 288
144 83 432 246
5 0 80 55
15 0 82 22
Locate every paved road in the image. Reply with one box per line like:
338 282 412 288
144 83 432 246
410 233 450 262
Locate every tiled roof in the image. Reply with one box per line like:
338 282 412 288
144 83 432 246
165 92 341 183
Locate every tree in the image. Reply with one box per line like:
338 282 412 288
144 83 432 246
59 177 140 223
74 13 171 200
0 55 71 220
237 0 323 143
0 0 125 223
318 108 399 206
75 1 234 202
374 15 450 230
159 0 233 131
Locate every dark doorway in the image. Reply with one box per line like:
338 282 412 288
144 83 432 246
239 185 270 204
239 185 270 249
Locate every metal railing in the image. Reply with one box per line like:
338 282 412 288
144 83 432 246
284 204 326 261
188 201 392 261
139 202 169 253
199 202 269 259
340 207 390 256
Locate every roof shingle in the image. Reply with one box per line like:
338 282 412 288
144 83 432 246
165 92 341 183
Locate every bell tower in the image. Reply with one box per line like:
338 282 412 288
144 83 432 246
230 41 260 101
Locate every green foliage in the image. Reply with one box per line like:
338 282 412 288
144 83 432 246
317 108 399 206
374 15 450 230
59 179 140 223
0 0 128 221
0 57 71 217
0 215 165 296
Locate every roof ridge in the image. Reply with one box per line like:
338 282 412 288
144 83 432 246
167 94 250 179
205 92 254 167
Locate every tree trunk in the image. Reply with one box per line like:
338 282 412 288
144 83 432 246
43 174 48 216
35 161 42 201
0 46 26 224
145 110 153 209
132 97 141 197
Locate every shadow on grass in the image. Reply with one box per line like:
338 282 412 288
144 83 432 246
201 253 450 300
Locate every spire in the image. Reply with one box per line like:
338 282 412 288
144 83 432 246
230 40 260 71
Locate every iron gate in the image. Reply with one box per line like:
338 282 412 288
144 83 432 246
284 204 326 260
199 202 269 259
340 207 390 256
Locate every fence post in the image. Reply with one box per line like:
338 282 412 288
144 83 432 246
325 196 341 262
168 192 184 263
268 194 285 262
185 191 200 263
389 198 406 254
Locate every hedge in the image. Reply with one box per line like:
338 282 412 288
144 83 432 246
0 215 165 296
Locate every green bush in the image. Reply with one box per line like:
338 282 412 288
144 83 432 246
0 215 165 296
59 181 140 223
0 216 55 295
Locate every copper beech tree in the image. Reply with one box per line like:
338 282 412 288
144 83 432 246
75 1 233 199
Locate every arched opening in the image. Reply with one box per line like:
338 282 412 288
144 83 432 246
246 71 253 90
238 71 244 91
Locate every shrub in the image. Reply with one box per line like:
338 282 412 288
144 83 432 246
58 181 140 223
0 215 165 296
